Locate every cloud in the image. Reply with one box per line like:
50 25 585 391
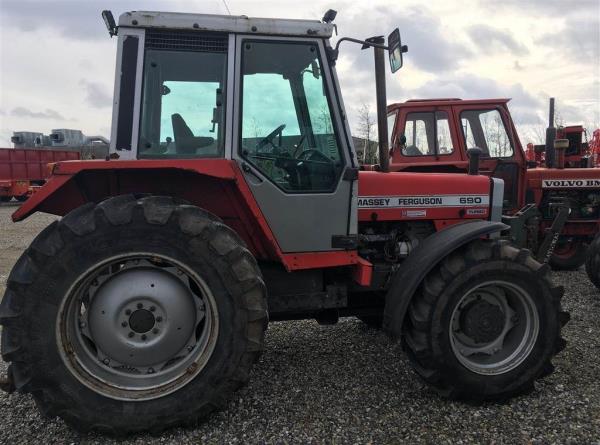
478 0 599 16
411 74 541 108
537 15 600 63
467 25 528 55
0 0 200 41
79 80 112 108
10 107 66 120
380 6 472 73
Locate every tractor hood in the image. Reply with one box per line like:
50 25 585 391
526 168 600 189
357 171 499 223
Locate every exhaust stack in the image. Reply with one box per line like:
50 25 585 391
545 97 557 168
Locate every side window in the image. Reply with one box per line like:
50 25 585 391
387 112 397 148
138 34 228 158
240 41 345 192
401 111 454 156
460 109 514 158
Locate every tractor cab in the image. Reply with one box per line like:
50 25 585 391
387 98 526 211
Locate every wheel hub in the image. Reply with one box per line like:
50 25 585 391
129 309 155 333
86 265 199 368
460 299 505 343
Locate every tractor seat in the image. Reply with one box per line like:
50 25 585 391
171 113 215 154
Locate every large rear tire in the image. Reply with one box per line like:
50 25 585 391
549 237 588 270
585 233 600 290
401 239 568 401
0 195 268 434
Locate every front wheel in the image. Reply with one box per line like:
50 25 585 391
401 240 568 401
0 195 268 434
549 237 588 270
585 233 600 290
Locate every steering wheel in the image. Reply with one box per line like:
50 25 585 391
296 149 334 165
256 124 286 151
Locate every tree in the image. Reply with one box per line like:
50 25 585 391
356 103 377 164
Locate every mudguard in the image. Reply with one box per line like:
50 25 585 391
383 220 508 337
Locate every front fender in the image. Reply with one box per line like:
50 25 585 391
383 220 508 336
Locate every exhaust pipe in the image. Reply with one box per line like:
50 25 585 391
467 147 482 175
372 36 390 172
545 97 557 168
554 139 569 169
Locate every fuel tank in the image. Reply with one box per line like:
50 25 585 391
357 171 496 222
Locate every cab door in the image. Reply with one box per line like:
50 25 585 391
232 36 356 253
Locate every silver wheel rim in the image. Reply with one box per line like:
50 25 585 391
449 280 539 375
57 253 219 401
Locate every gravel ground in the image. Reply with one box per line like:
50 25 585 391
0 203 599 444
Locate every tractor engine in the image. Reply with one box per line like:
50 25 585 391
541 189 600 219
357 221 434 263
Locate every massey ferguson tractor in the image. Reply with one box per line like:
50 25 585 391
386 98 600 285
0 10 567 434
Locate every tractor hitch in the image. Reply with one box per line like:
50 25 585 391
536 199 571 263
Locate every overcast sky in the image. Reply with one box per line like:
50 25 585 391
0 0 598 147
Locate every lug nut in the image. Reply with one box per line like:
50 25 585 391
141 334 147 340
137 303 143 309
128 332 135 338
153 328 159 334
103 358 110 365
121 321 128 327
79 321 87 329
156 316 163 322
125 309 132 315
150 306 156 312
148 368 155 374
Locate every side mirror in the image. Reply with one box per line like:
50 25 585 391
399 134 407 145
388 28 408 73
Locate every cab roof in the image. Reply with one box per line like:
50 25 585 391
387 98 511 112
118 11 334 38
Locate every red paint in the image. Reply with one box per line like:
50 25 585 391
0 148 79 199
358 171 490 222
12 158 361 275
386 98 600 242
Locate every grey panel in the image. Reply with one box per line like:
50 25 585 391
242 166 352 252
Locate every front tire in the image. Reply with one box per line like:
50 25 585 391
549 237 588 270
585 233 600 290
0 195 268 434
401 240 567 401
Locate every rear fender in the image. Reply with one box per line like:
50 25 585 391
383 220 508 336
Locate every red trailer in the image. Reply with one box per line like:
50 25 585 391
0 148 79 202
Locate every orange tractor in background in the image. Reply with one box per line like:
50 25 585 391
386 97 600 283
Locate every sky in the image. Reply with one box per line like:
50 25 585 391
0 0 599 147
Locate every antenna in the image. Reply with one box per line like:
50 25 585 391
221 0 232 15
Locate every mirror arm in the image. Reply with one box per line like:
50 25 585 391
327 37 389 64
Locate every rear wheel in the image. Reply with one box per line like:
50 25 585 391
585 233 600 290
400 240 567 401
549 237 588 270
0 195 268 434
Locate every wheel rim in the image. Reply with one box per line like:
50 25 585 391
449 280 539 375
552 238 580 259
57 253 219 401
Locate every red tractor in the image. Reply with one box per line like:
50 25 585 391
0 10 567 434
386 98 600 282
525 99 600 169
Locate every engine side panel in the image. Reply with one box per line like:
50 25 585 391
358 171 492 222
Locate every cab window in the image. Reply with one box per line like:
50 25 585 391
460 109 514 158
240 41 345 192
401 111 454 156
138 32 228 158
